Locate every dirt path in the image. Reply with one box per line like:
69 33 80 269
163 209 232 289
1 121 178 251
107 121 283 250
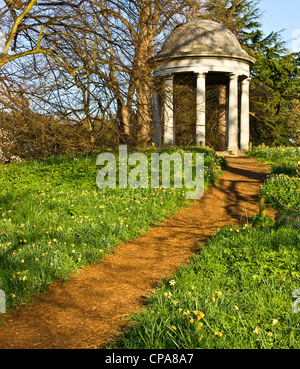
0 157 274 349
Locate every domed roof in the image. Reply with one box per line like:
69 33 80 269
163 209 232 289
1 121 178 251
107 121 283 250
156 19 251 61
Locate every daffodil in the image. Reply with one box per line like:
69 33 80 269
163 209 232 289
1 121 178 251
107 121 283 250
253 327 261 335
197 312 205 320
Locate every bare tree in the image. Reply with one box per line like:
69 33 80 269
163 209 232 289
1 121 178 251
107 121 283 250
0 0 92 72
87 0 204 145
0 0 205 151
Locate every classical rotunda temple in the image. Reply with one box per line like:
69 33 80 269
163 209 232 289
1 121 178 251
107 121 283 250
152 19 256 154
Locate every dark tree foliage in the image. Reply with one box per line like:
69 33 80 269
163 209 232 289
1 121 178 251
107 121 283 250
203 0 300 146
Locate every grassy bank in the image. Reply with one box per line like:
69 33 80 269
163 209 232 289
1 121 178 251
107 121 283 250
0 147 225 312
249 146 300 212
113 226 300 349
112 146 300 349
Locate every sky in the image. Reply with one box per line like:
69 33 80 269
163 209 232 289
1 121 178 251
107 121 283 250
258 0 300 52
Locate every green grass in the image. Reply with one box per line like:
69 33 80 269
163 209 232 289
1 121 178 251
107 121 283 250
261 175 300 212
248 146 300 212
111 145 300 349
0 146 225 312
112 226 300 349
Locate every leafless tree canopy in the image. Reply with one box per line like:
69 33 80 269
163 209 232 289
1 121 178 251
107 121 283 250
0 0 204 161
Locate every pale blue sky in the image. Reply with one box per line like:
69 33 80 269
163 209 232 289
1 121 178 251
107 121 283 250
258 0 300 51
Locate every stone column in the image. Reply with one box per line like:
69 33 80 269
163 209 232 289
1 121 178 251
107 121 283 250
240 77 251 151
227 73 239 153
152 89 161 146
218 84 227 151
196 72 206 146
163 75 174 145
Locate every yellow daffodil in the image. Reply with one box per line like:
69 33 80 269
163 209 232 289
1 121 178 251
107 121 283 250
215 331 223 337
197 312 205 320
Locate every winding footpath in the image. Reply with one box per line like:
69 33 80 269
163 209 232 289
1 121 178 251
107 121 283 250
0 157 274 349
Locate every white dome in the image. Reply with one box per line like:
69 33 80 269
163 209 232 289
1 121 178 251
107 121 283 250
156 19 253 63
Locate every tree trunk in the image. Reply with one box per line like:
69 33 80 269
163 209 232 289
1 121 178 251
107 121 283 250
134 3 156 146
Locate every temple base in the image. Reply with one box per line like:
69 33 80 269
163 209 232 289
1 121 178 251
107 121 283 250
216 149 248 157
